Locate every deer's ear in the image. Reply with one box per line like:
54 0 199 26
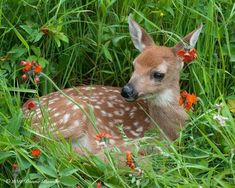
128 16 154 52
173 24 203 53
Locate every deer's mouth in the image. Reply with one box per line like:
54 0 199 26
123 97 138 102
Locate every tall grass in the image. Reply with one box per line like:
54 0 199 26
0 0 235 187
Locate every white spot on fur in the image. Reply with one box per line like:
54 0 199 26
108 122 114 127
50 108 57 112
112 90 120 93
66 88 74 92
54 112 60 117
130 130 140 137
72 120 80 127
97 101 103 105
130 112 135 119
82 115 87 121
108 96 116 100
133 121 139 127
119 104 125 108
34 109 41 115
72 105 79 110
114 110 124 116
136 126 143 132
107 102 114 108
144 117 151 123
101 110 107 117
97 118 102 123
125 107 130 111
36 113 42 118
107 113 113 118
114 119 123 124
125 126 131 130
109 139 115 145
63 113 70 123
94 105 101 109
131 106 138 111
66 101 73 106
83 86 96 91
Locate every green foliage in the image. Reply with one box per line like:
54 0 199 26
0 0 234 187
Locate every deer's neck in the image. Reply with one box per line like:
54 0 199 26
147 88 188 140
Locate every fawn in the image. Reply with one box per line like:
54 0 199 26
23 16 202 154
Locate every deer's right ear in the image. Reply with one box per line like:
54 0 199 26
173 24 203 53
128 16 154 52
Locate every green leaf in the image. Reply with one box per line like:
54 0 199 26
27 55 38 62
60 167 78 177
56 32 69 43
112 36 126 46
0 151 14 163
230 53 235 62
60 176 78 187
29 173 44 180
8 46 27 59
20 25 33 35
38 57 49 68
13 27 30 51
33 31 43 43
38 165 57 178
54 36 61 47
7 110 22 134
31 46 41 57
39 179 56 188
17 155 32 170
103 45 113 61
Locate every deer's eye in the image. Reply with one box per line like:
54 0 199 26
152 71 165 81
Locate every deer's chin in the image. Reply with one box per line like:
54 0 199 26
123 97 138 102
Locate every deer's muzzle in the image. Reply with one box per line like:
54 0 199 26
121 83 138 102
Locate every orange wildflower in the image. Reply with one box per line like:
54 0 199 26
20 60 43 83
179 90 197 111
126 151 135 170
95 132 112 141
34 64 42 74
31 148 41 158
22 63 32 72
96 181 102 188
21 74 28 81
34 76 40 84
177 48 197 63
20 60 29 66
12 163 18 170
26 100 36 110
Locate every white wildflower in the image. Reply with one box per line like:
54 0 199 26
95 141 107 148
213 103 223 110
213 114 228 126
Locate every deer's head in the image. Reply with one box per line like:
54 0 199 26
121 16 202 104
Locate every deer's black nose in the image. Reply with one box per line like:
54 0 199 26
121 84 138 102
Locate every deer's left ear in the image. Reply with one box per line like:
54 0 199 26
173 24 203 53
128 15 155 52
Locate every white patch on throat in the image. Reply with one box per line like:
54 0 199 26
151 89 175 106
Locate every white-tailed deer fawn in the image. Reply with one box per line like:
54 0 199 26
23 16 202 154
